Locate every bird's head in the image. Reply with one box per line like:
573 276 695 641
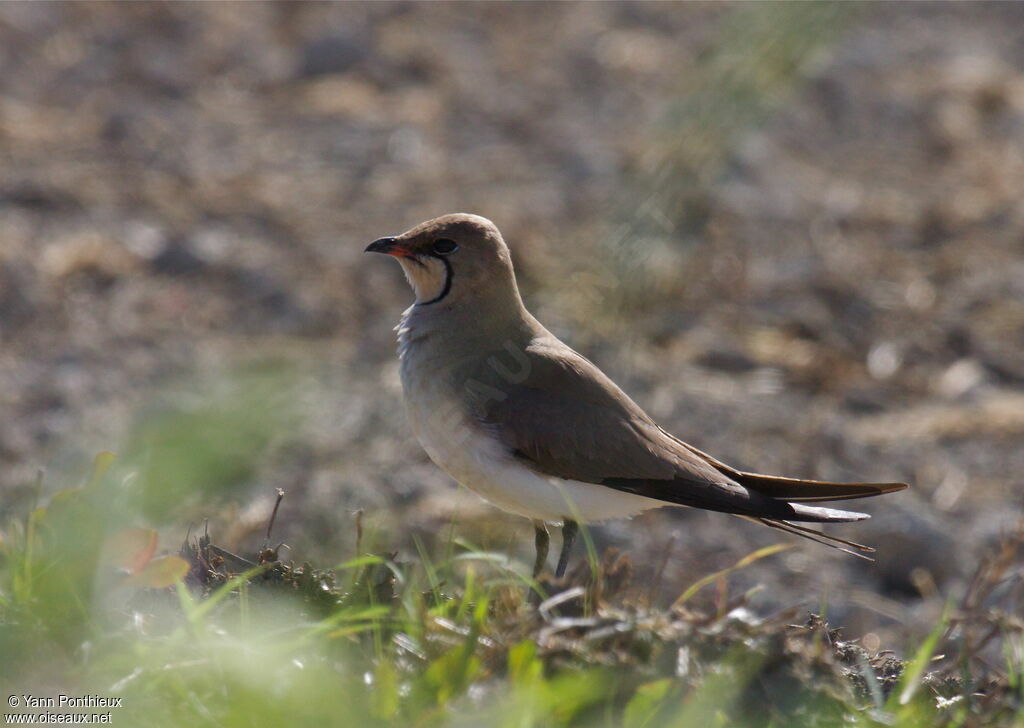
365 213 519 307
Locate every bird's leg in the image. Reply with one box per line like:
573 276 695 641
532 520 550 578
555 519 578 578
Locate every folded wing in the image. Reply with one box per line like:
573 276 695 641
469 335 907 555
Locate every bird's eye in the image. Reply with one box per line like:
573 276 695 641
432 238 458 255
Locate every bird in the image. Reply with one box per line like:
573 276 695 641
365 213 908 579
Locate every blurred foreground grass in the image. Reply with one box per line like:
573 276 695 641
2 447 1022 727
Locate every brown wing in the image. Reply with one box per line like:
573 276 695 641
466 336 873 524
469 336 720 484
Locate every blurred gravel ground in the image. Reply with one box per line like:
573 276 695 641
1 3 1022 645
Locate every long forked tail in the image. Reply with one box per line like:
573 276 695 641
659 427 908 558
740 473 907 560
724 468 909 561
739 475 907 560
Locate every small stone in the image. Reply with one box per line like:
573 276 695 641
936 359 985 399
149 240 206 276
299 32 368 78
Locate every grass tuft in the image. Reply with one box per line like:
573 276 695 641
1 455 1022 726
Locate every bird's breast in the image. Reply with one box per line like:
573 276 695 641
397 316 536 513
397 313 482 479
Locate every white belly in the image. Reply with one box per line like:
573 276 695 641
420 415 665 523
400 362 665 523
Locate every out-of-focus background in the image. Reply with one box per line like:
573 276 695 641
1 3 1022 646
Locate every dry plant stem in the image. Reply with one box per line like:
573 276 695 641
263 488 285 549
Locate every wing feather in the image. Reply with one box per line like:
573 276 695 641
465 333 903 529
